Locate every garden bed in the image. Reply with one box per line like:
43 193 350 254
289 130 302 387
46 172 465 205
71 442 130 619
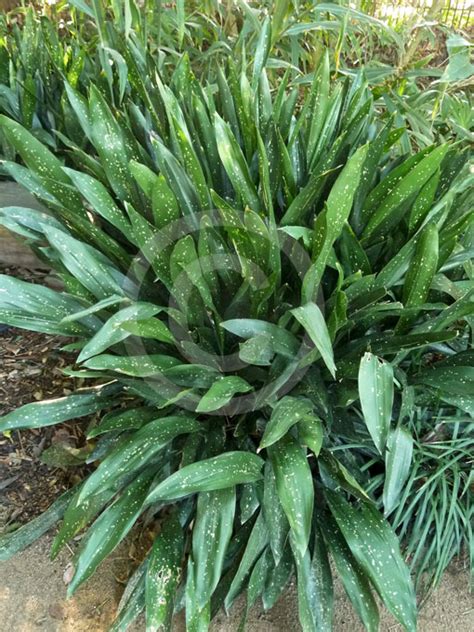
0 2 472 629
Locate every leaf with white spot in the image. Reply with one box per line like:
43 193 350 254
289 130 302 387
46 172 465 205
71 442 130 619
292 525 333 632
396 222 439 333
42 225 128 300
262 462 289 565
145 513 184 632
0 383 120 432
221 318 299 358
364 145 449 241
120 318 174 344
87 406 158 439
68 470 153 595
146 452 264 504
0 274 98 336
77 303 161 362
383 427 414 516
291 302 336 378
259 396 314 450
319 450 370 502
239 333 275 366
51 485 116 559
321 513 379 632
192 487 236 609
302 144 369 299
358 352 394 454
83 354 180 376
79 416 200 502
214 112 260 211
326 491 417 632
62 167 131 235
268 435 314 557
88 85 138 203
224 511 269 610
196 376 252 413
298 415 324 456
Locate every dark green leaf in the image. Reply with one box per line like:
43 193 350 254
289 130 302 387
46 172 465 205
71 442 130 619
146 513 184 631
291 303 336 378
326 491 417 631
259 396 314 450
383 427 413 517
321 514 379 632
0 488 75 561
192 487 236 608
0 384 120 432
79 415 199 501
268 435 314 557
196 377 252 413
68 470 153 595
146 452 264 503
358 353 393 454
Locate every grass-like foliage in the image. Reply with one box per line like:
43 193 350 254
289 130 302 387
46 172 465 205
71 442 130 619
0 22 472 632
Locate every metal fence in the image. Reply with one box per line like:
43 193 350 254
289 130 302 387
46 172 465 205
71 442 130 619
369 0 473 28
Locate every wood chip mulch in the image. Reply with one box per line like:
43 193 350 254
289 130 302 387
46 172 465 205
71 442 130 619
0 266 94 530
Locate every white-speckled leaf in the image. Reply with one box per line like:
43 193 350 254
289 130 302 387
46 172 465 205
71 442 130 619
0 274 98 336
192 487 236 609
224 511 269 610
214 112 260 211
62 167 131 235
383 427 414 516
221 318 299 358
146 452 264 504
120 317 174 344
51 485 116 559
364 145 449 241
262 461 289 565
302 144 369 299
358 352 394 454
77 303 161 362
42 224 128 300
321 514 379 632
268 435 314 557
298 415 324 456
185 557 211 631
0 383 120 432
87 406 158 439
292 525 333 632
83 353 180 376
79 415 200 501
396 222 439 333
145 513 184 632
259 396 313 450
196 376 252 413
68 470 154 595
326 491 417 632
291 302 336 378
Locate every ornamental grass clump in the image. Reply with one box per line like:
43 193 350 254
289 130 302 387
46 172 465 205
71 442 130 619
0 44 472 632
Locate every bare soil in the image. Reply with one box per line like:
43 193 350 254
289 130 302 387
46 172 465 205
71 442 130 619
0 534 472 631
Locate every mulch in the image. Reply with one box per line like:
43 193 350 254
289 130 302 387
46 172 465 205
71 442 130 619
0 266 92 530
0 264 155 570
